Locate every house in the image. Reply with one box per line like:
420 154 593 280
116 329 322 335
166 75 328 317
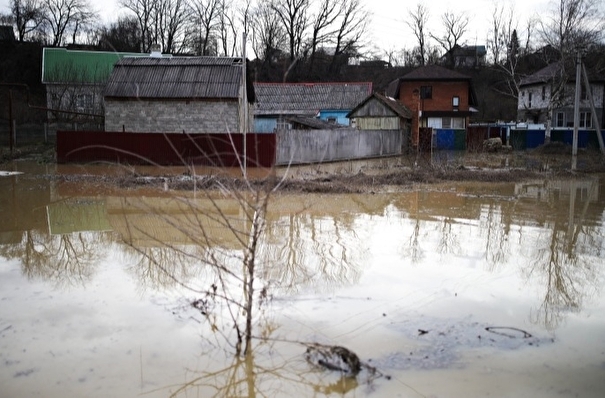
41 47 149 122
347 92 413 149
253 82 372 132
440 45 487 68
387 65 478 148
517 61 604 128
103 56 254 133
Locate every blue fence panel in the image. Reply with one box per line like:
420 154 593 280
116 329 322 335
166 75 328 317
525 130 545 148
434 129 455 150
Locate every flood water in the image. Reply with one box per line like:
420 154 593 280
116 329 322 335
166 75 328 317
1 160 605 397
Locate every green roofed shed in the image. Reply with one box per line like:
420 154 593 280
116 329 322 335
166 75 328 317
42 48 147 84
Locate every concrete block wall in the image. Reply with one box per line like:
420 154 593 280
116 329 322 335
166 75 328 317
105 99 240 133
276 129 403 165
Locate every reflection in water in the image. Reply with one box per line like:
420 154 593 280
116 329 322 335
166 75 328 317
159 342 364 398
0 229 105 287
2 164 605 397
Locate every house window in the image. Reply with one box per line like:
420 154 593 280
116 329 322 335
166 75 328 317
555 112 565 127
276 119 291 130
528 92 532 108
452 118 465 129
327 117 337 124
541 86 546 101
76 94 93 112
442 117 452 128
420 86 432 99
580 112 592 128
452 96 460 108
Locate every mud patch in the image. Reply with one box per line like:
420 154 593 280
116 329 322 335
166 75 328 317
373 316 554 370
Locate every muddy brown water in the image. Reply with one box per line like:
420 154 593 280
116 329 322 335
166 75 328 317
1 160 605 397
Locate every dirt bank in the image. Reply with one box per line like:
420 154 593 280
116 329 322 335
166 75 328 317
6 143 605 194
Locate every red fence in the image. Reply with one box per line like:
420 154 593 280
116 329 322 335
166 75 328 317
57 131 277 167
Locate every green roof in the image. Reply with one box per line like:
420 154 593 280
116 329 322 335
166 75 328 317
42 48 148 84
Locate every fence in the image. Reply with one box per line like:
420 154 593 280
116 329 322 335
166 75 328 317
275 129 403 165
57 131 277 167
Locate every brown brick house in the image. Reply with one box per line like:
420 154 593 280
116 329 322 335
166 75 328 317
388 65 478 147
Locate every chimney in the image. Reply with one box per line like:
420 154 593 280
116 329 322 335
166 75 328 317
150 44 162 58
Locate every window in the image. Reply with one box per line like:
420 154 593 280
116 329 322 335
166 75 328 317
555 112 565 127
327 117 337 124
420 85 432 99
76 94 93 112
441 117 451 128
580 112 592 128
541 86 546 101
528 92 532 108
452 96 460 108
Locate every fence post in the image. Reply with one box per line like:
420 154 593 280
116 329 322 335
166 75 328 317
12 120 17 148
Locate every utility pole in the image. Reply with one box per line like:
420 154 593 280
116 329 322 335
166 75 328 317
242 32 247 178
581 62 605 155
572 50 582 171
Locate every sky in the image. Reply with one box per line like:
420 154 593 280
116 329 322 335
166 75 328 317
0 0 553 56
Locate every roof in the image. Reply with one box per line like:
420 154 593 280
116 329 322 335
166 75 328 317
286 116 347 129
520 60 605 87
444 44 487 58
103 57 244 99
347 92 413 119
254 82 372 116
387 65 478 106
42 47 148 84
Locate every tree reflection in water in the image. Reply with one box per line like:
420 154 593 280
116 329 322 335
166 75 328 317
0 229 106 287
524 179 602 329
151 342 364 398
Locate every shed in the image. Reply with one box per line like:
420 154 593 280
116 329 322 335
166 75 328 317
103 57 254 133
347 92 412 130
41 47 148 120
253 82 372 132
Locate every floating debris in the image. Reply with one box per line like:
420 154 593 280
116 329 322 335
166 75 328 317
304 343 362 377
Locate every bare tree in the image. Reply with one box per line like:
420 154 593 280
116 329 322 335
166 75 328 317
270 0 310 61
430 10 469 67
120 0 156 52
96 16 142 52
155 0 191 53
250 1 286 61
406 3 429 66
487 1 514 65
308 0 340 65
40 0 97 46
540 0 605 57
331 0 368 58
10 0 45 41
189 0 221 55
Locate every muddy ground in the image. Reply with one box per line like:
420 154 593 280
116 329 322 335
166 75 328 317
3 143 605 194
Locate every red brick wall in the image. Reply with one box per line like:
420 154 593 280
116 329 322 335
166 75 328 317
398 80 470 112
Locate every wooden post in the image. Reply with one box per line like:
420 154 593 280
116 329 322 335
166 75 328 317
8 89 14 153
581 63 605 154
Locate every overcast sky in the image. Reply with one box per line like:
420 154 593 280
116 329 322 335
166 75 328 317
1 0 553 55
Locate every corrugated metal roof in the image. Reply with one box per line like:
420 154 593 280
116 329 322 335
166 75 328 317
42 47 147 84
254 82 372 116
103 57 243 99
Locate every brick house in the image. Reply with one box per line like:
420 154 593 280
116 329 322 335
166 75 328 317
388 65 478 147
103 56 254 133
253 82 372 132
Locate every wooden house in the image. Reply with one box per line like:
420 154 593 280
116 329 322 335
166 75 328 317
253 82 372 132
347 92 413 150
103 57 254 133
